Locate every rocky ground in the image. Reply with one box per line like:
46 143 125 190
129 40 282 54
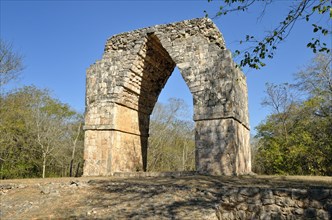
1 173 331 219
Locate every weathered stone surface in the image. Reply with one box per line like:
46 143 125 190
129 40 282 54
83 18 251 176
195 118 251 175
217 186 332 220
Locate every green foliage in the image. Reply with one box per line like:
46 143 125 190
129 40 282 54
254 54 332 175
0 88 40 178
206 0 331 69
0 86 84 179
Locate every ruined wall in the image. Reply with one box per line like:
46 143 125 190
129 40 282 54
216 187 332 219
83 18 251 176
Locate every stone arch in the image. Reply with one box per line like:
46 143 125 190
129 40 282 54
83 18 251 176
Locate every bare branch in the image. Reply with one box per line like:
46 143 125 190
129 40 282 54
0 39 24 86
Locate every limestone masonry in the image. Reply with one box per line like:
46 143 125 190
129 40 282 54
83 18 251 176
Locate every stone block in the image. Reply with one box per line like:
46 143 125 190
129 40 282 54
304 208 317 218
317 209 328 219
294 208 304 215
275 197 296 207
309 188 331 200
263 198 275 205
195 118 250 175
291 188 307 200
83 130 148 175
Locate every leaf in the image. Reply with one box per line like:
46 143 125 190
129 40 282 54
204 10 209 18
305 15 310 21
322 29 329 35
260 62 266 67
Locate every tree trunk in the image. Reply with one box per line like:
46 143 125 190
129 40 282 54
42 153 46 178
182 146 185 171
69 159 74 177
75 162 80 177
70 123 81 177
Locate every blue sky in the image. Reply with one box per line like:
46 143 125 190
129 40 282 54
1 0 330 133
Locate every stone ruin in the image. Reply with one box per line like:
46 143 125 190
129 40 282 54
83 18 251 176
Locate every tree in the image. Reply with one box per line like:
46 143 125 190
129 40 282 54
0 86 84 179
261 83 298 142
0 39 24 87
295 53 332 117
206 0 331 69
254 53 332 175
30 90 77 178
0 89 39 178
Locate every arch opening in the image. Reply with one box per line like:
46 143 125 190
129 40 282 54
147 67 195 172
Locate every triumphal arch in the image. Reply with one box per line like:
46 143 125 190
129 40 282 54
83 18 251 176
